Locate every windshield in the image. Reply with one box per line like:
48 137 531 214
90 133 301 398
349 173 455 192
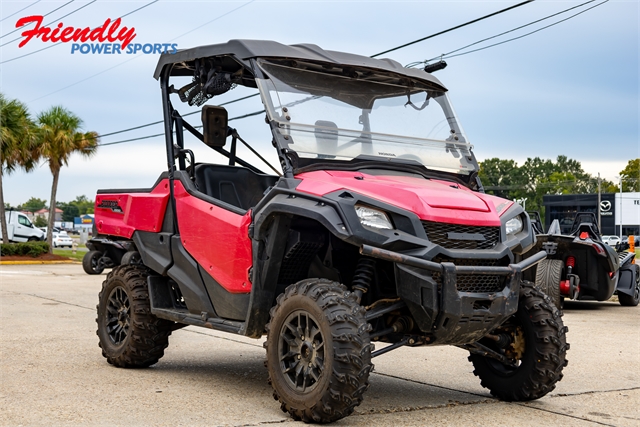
257 60 476 175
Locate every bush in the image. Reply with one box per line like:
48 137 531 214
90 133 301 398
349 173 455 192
1 241 50 257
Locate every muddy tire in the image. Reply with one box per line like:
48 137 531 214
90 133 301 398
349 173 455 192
265 279 373 423
96 265 173 368
83 250 104 275
469 281 569 401
535 259 563 310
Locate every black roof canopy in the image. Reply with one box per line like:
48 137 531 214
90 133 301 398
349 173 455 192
153 39 446 91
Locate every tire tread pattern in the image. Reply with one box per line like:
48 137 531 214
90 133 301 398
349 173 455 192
96 265 173 368
535 259 563 309
265 279 373 423
470 281 569 401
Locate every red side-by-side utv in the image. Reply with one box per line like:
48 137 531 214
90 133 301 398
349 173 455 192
92 40 567 423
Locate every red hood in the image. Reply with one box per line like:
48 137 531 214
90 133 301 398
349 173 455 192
295 170 511 226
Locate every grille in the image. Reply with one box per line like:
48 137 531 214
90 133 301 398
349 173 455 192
431 257 507 294
422 221 500 250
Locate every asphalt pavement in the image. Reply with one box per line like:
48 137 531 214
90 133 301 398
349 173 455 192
0 264 638 426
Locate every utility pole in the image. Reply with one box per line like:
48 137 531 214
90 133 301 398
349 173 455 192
597 172 601 233
619 175 624 239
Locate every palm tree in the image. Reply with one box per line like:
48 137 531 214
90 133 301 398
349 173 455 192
0 93 38 244
36 106 98 252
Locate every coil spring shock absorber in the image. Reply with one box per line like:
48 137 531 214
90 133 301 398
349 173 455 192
560 256 577 298
565 256 575 274
352 258 376 304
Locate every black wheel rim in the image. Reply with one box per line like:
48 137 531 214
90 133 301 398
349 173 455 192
105 286 130 345
278 310 325 393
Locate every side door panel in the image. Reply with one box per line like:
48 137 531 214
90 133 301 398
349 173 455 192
173 180 253 294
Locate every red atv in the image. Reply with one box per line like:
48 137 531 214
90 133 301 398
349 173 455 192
94 40 567 423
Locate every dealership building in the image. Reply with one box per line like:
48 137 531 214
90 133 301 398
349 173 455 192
542 192 640 236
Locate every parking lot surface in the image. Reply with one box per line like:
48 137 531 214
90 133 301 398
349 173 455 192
1 264 638 426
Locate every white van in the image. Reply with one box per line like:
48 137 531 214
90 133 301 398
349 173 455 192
4 211 45 242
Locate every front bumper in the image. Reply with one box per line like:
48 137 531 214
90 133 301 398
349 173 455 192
361 245 547 345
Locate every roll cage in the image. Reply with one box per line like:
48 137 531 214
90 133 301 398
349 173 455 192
154 39 482 193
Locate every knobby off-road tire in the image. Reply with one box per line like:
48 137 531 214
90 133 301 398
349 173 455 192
265 279 373 423
469 281 569 401
535 259 563 310
96 265 173 368
83 250 104 275
618 267 640 306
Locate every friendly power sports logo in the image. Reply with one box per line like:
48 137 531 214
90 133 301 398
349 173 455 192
14 15 177 55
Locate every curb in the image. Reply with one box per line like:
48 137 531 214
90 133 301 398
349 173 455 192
1 260 79 265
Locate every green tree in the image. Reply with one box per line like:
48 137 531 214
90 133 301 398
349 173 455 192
59 202 79 222
20 197 47 213
619 158 640 192
479 158 524 199
33 215 47 227
479 155 604 223
0 93 39 243
35 106 98 252
71 195 94 214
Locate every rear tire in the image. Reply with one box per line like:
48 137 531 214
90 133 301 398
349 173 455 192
535 259 563 310
83 250 104 275
469 281 569 401
121 251 141 266
96 265 173 367
619 269 640 306
265 279 373 423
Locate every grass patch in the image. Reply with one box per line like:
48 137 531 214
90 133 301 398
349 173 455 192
52 249 85 262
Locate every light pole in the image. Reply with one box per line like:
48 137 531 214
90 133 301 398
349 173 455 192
618 174 625 239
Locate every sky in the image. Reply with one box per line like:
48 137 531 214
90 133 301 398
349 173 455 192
0 0 638 206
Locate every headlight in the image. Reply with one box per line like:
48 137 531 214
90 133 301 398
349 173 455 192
505 216 523 235
355 205 393 230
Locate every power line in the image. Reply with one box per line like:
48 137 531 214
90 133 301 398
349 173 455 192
0 0 43 23
0 0 74 39
167 0 256 41
423 0 609 64
370 0 534 58
92 2 534 146
97 109 265 147
424 0 600 63
97 93 259 139
119 0 159 19
1 0 90 46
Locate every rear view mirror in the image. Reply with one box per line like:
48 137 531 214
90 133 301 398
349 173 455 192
202 105 228 147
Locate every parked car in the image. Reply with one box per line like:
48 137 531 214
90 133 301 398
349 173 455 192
4 211 44 242
39 226 68 236
601 235 621 246
52 232 74 248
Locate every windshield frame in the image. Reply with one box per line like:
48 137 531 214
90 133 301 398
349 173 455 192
254 58 479 180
